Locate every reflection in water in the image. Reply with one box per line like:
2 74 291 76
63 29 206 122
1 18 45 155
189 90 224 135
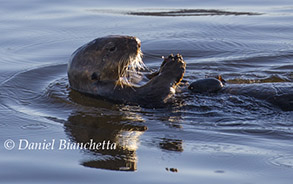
159 138 183 152
65 88 186 171
65 90 147 171
65 113 146 171
165 168 179 173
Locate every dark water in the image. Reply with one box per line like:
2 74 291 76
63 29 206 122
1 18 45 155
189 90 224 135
1 0 293 183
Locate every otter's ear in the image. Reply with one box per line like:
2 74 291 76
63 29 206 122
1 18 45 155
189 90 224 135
91 72 100 81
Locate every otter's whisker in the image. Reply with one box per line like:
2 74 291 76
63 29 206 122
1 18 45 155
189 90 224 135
115 49 146 89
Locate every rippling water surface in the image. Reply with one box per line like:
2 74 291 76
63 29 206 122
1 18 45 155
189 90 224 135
0 0 293 183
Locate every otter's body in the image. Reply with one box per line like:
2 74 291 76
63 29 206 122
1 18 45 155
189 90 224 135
68 36 185 107
68 35 292 110
189 78 293 111
220 83 293 111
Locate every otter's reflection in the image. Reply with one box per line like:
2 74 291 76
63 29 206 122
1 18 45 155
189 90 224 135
65 112 146 171
159 138 183 152
65 90 147 171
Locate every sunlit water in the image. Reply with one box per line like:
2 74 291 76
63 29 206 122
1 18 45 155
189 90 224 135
0 0 293 183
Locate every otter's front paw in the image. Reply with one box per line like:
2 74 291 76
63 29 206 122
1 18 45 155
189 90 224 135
160 54 186 85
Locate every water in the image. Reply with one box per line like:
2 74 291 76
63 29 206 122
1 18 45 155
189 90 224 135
0 0 293 183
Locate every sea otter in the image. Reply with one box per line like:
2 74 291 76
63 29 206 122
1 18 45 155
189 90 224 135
68 35 185 107
68 35 292 110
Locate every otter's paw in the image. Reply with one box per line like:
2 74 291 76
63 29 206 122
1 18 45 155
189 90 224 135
160 54 186 85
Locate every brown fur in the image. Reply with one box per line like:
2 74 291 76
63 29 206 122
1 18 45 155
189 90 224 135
68 36 186 106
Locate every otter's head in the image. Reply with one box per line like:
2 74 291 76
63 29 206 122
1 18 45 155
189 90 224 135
68 35 144 93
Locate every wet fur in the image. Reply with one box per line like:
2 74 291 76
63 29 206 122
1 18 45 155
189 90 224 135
67 36 186 106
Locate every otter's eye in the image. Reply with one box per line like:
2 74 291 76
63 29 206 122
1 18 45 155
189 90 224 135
109 46 117 52
91 72 99 80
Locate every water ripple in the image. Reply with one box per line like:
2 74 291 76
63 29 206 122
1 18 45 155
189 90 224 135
21 123 48 130
88 9 262 17
127 9 262 17
269 155 293 168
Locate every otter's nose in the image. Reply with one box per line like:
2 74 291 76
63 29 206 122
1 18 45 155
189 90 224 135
135 37 141 48
129 37 141 49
